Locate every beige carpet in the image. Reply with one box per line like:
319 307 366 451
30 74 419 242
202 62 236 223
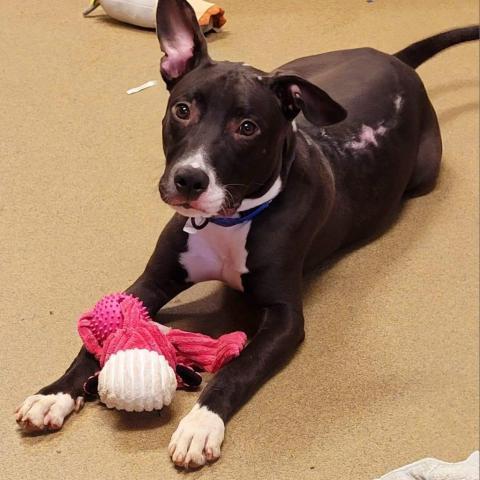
1 1 478 479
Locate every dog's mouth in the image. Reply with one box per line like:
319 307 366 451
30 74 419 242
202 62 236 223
159 181 241 218
162 193 240 218
169 201 238 217
171 201 208 212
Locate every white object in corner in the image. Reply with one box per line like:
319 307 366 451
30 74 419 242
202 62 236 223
375 451 479 480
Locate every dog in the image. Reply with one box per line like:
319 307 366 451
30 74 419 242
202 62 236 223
15 0 478 469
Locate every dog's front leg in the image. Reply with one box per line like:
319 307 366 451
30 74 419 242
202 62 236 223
168 269 305 468
15 347 97 432
16 216 191 432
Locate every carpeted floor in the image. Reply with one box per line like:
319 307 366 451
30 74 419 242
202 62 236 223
1 1 478 479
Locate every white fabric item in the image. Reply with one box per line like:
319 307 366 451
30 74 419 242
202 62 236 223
98 349 177 412
96 0 217 30
375 451 479 480
126 80 157 95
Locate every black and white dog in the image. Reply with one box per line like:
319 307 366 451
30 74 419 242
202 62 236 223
15 0 478 469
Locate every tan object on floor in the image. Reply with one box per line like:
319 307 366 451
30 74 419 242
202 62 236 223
83 0 226 32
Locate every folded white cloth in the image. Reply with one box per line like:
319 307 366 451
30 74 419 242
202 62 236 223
375 451 479 480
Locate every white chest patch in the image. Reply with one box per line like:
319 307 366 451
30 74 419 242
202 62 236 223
180 221 251 291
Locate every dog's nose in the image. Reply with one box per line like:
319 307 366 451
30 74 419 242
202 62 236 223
174 167 210 199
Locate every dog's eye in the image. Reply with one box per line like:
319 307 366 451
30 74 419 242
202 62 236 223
238 120 258 136
174 103 191 120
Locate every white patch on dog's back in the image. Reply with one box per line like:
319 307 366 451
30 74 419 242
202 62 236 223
180 221 251 291
394 94 403 112
345 96 404 152
346 124 387 150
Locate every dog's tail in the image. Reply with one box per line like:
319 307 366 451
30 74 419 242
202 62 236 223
394 25 479 69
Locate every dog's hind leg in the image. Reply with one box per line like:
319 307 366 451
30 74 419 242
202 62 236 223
405 102 442 197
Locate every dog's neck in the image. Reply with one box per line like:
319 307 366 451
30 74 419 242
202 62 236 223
238 124 297 212
238 177 282 211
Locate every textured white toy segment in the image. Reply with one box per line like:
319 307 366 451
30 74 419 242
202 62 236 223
98 349 177 412
375 451 479 480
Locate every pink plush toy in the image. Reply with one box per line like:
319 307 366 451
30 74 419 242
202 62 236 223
78 293 246 412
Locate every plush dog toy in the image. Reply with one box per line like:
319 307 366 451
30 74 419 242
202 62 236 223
78 293 246 412
83 0 226 33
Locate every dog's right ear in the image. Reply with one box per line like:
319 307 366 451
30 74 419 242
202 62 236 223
156 0 211 89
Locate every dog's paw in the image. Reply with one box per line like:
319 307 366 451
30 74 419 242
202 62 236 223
168 404 224 469
15 393 84 432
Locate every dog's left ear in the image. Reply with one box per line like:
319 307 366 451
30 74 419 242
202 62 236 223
264 73 347 126
156 0 211 88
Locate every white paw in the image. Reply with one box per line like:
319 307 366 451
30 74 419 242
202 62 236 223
168 404 225 469
15 393 83 432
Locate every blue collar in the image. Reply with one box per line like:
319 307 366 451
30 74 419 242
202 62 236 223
190 200 272 230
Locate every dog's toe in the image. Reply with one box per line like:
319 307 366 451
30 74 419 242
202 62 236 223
184 433 208 467
169 404 224 469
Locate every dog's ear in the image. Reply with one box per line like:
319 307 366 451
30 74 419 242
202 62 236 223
264 73 347 126
156 0 211 88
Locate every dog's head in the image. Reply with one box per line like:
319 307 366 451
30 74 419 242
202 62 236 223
156 0 346 218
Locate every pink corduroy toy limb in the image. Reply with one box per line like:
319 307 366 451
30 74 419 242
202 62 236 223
78 293 247 388
167 329 247 373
